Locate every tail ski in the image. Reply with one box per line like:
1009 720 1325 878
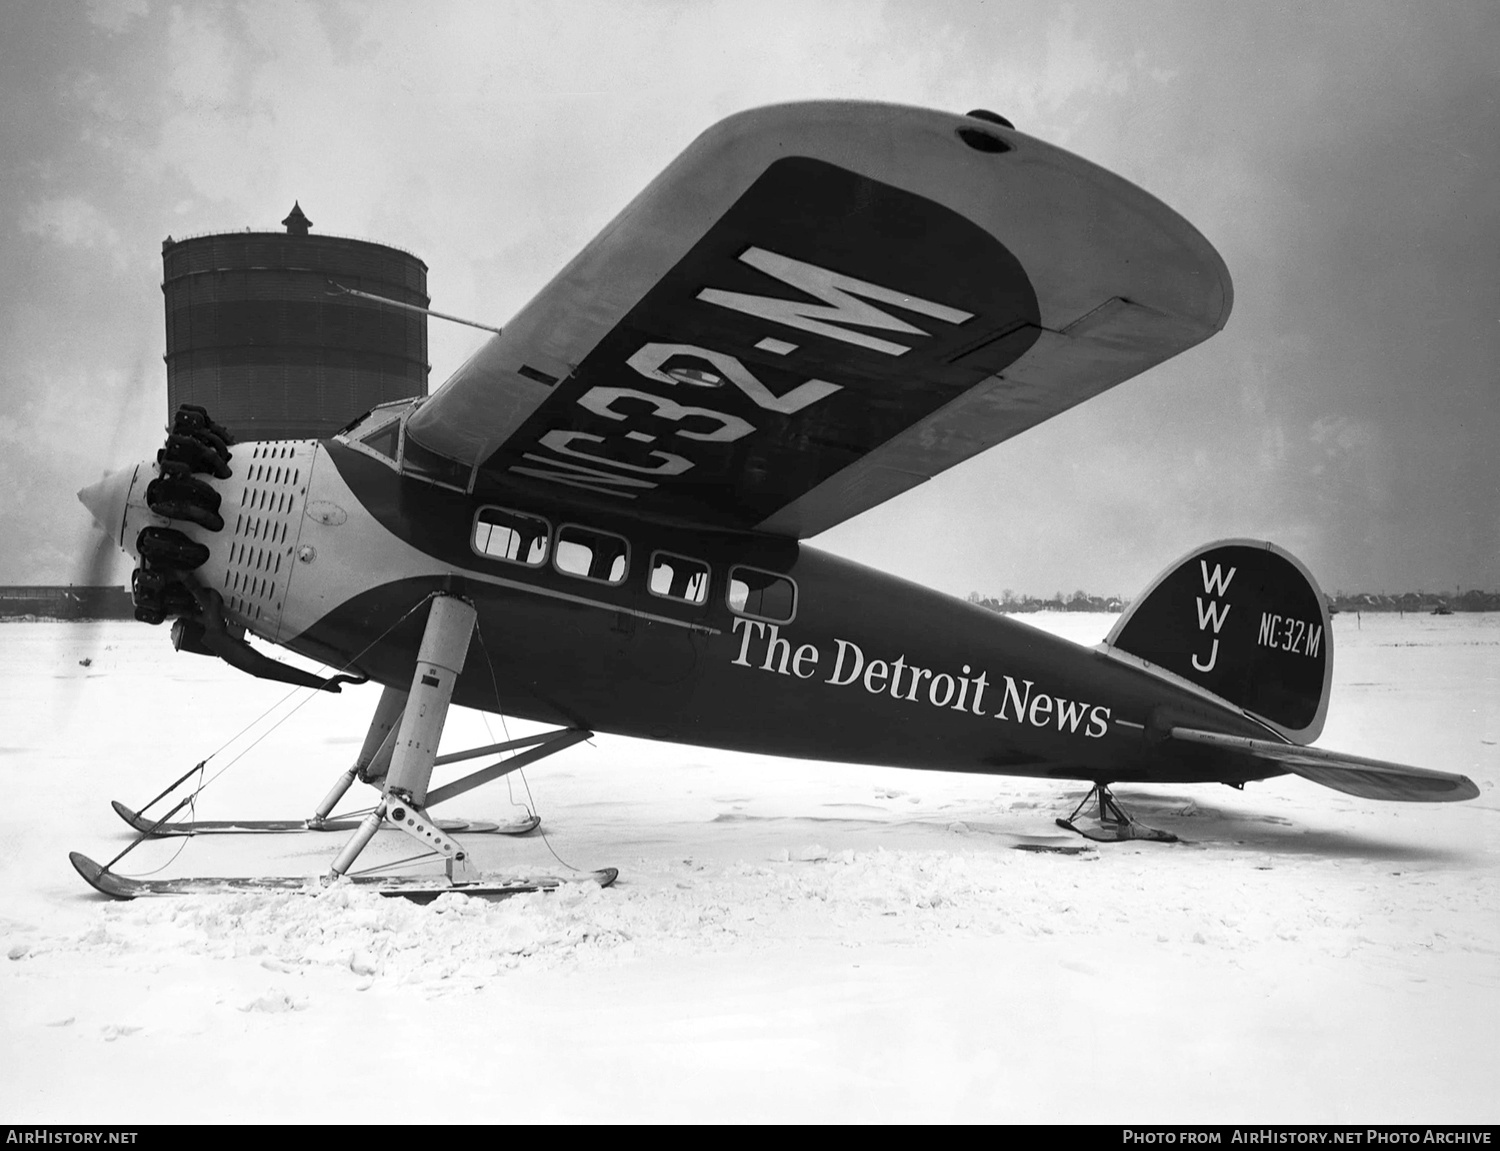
1107 539 1477 803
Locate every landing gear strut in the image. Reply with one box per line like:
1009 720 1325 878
76 591 616 898
308 683 407 828
330 593 479 881
1056 782 1178 843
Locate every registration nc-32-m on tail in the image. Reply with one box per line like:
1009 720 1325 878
73 102 1478 899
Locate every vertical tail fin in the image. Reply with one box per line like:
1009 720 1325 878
1105 539 1333 743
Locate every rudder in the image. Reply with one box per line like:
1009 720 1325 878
1105 539 1332 743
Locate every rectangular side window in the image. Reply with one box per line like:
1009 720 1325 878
554 524 629 584
728 565 796 623
649 553 709 605
473 507 549 567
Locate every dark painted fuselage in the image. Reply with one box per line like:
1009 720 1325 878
265 440 1278 788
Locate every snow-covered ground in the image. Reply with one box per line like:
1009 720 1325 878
2 612 1496 1122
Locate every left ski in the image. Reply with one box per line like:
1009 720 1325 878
111 800 540 838
70 852 616 902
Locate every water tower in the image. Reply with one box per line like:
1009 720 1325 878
161 204 429 441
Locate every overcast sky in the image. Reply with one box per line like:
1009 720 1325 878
2 0 1495 599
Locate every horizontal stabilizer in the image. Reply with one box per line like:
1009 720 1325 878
1169 727 1480 803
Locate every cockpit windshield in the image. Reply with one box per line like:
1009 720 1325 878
338 402 410 464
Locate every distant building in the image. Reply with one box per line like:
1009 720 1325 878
0 586 134 620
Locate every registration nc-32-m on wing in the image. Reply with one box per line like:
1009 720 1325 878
73 102 1477 899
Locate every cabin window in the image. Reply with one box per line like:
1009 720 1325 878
727 565 796 623
649 552 710 606
554 524 629 584
472 507 549 567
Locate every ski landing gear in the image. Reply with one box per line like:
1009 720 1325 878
326 595 499 884
1056 782 1179 843
72 594 616 899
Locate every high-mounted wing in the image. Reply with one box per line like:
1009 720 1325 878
405 102 1233 535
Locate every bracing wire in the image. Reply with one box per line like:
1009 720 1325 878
348 850 441 878
114 591 602 884
473 617 589 875
195 592 436 792
108 592 440 876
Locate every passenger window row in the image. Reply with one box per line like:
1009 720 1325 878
471 506 795 622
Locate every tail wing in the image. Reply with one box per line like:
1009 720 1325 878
1106 539 1332 743
1169 727 1480 803
1109 539 1478 804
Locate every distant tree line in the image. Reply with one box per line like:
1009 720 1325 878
967 588 1500 615
966 589 1127 614
1327 589 1500 613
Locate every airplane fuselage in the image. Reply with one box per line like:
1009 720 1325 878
142 431 1280 789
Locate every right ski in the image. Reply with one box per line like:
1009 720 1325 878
71 851 615 902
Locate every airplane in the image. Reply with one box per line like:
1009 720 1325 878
71 101 1478 899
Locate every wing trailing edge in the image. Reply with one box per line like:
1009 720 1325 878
1169 727 1480 803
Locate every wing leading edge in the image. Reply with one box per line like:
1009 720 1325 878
406 102 1233 536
